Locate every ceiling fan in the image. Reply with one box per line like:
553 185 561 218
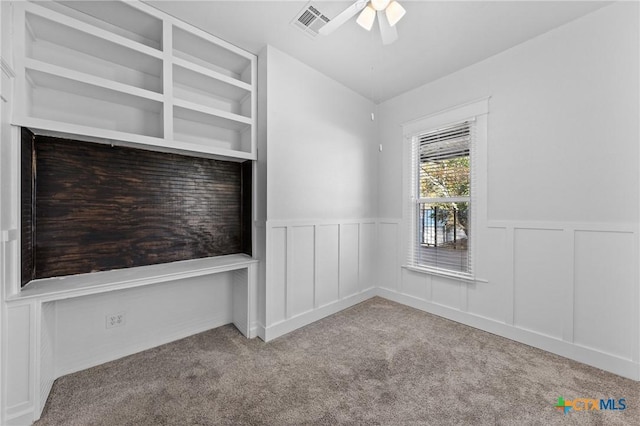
319 0 407 45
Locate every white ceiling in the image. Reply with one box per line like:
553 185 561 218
148 1 609 103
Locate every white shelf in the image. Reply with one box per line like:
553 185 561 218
173 25 252 84
13 116 166 153
173 57 251 92
167 140 256 162
25 68 163 138
25 6 162 93
9 254 257 303
173 63 251 118
13 116 255 163
42 1 163 50
25 2 162 60
25 58 163 104
174 99 252 128
173 101 252 154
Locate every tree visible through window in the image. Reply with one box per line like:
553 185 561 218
414 121 471 274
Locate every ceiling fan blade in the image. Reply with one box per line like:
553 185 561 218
377 10 398 45
319 0 368 35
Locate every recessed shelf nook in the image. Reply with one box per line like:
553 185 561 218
173 64 252 118
24 68 163 138
172 25 253 85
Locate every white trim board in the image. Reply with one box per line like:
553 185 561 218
402 97 490 137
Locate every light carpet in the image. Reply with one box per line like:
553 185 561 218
36 297 638 425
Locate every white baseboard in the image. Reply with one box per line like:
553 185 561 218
376 288 640 381
36 378 55 421
264 288 377 341
250 321 265 340
5 410 34 426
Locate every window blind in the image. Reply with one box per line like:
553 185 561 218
419 121 470 200
408 120 473 276
419 122 470 161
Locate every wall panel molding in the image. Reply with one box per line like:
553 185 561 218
383 216 639 380
488 220 638 233
264 218 377 341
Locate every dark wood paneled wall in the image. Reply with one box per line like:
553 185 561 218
22 133 251 283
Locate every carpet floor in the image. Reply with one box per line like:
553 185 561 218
36 297 638 425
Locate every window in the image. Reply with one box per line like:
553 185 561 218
410 121 473 275
403 99 488 280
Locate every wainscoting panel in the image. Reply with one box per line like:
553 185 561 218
290 226 315 317
232 268 250 337
264 219 377 341
39 302 56 416
573 230 636 360
378 221 399 291
382 217 639 380
466 227 508 322
339 224 359 299
267 226 287 325
401 268 428 300
5 303 34 419
513 228 567 340
315 225 340 307
358 223 377 291
431 276 462 309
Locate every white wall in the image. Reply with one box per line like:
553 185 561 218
52 274 235 377
376 2 640 379
259 46 379 340
264 46 378 222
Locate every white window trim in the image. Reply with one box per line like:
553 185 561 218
402 97 489 139
401 97 489 282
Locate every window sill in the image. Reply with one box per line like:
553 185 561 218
402 264 487 283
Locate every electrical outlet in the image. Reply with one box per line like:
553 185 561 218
105 312 126 329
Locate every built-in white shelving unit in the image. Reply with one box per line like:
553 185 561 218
2 2 259 423
12 0 257 161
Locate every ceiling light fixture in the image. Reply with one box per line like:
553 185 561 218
319 0 406 44
385 1 406 27
356 5 376 31
370 0 391 11
356 0 406 31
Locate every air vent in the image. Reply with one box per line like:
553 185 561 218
291 2 330 39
